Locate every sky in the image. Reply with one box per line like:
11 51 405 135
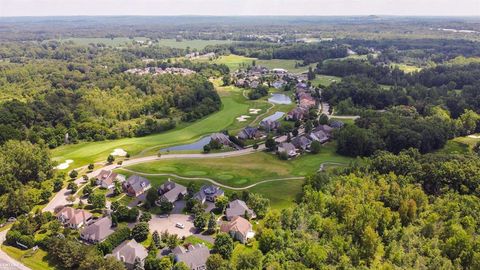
0 0 479 17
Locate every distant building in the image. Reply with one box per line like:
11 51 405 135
80 216 115 243
194 185 224 204
123 175 151 197
108 239 148 270
173 244 210 270
225 200 256 220
158 180 187 203
56 207 93 229
220 216 255 244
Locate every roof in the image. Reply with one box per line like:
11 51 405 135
97 170 118 186
238 126 258 139
81 216 115 242
278 142 296 154
110 239 148 265
173 244 210 269
126 175 150 194
292 136 312 150
159 180 187 203
220 216 252 237
56 207 92 226
194 185 224 201
226 200 256 219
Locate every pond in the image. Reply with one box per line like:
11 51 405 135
268 93 292 104
262 111 285 122
160 136 212 152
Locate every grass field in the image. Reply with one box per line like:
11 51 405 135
311 75 342 87
437 133 480 154
1 246 53 270
391 63 422 73
51 84 251 168
208 54 317 74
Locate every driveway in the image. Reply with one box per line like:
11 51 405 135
172 200 186 214
0 230 30 270
148 214 196 238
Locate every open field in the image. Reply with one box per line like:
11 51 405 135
1 246 52 270
155 39 233 49
51 84 252 168
438 133 480 154
209 54 317 74
311 74 342 87
391 63 422 73
57 37 232 49
57 37 148 46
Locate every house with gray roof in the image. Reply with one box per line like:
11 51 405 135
225 200 256 221
194 185 224 204
237 126 262 140
80 216 115 243
108 239 148 270
292 136 312 151
210 133 232 147
173 244 210 270
158 179 187 203
123 175 151 197
309 129 329 144
277 142 297 158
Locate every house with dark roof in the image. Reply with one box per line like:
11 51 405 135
80 216 115 243
158 180 187 203
220 216 255 244
123 175 151 197
292 136 312 151
237 126 261 140
277 142 297 158
309 129 329 144
194 185 224 204
286 107 308 121
56 207 93 229
330 120 345 129
108 239 148 270
210 133 232 147
225 200 256 221
173 244 210 270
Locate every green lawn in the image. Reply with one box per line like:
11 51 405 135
209 54 316 74
391 63 422 73
437 133 480 154
1 246 54 270
51 85 251 168
311 75 342 87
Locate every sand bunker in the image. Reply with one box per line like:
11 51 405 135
236 115 251 122
56 160 73 170
468 135 480 139
249 109 261 114
111 148 127 156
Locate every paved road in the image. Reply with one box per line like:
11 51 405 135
43 146 267 212
0 230 30 270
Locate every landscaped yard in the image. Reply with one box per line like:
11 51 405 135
1 245 53 270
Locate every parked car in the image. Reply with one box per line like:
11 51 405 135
7 217 16 223
175 223 185 229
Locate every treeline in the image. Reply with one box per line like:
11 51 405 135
205 42 349 64
334 107 480 156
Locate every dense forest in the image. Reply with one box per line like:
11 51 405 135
0 42 227 147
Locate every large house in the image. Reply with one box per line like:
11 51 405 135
277 142 297 158
194 185 224 204
309 129 329 144
96 170 125 189
80 216 115 243
173 244 210 270
286 107 308 121
123 175 151 197
220 216 255 244
225 200 256 221
237 126 262 140
109 239 148 270
291 136 312 151
260 120 281 132
158 180 187 203
56 207 93 229
210 133 232 147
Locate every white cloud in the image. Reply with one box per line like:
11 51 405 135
0 0 479 16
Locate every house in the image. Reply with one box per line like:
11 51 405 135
272 80 285 89
309 129 329 144
330 121 345 129
292 136 312 151
56 207 93 229
80 216 115 243
109 239 148 270
235 79 246 87
210 133 232 147
237 126 261 140
96 170 125 189
194 185 224 204
225 200 256 220
220 216 255 244
286 107 308 121
123 175 151 197
315 124 334 135
158 180 187 203
248 80 260 89
272 68 288 74
277 142 297 157
173 244 210 270
260 120 280 132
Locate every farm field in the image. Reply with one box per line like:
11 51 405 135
51 83 251 168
